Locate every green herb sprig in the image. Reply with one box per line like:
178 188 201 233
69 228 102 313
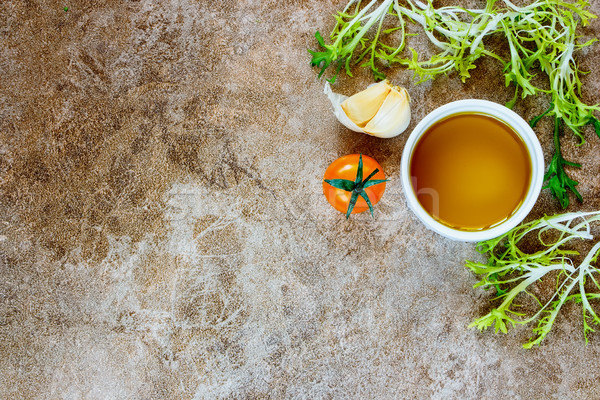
534 114 583 208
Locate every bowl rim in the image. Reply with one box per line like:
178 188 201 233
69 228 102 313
400 99 545 242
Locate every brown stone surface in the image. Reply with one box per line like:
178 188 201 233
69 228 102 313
1 0 600 398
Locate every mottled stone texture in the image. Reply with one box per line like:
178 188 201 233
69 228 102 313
1 0 600 398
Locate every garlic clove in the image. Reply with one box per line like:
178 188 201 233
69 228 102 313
340 80 391 127
324 81 411 138
362 85 411 138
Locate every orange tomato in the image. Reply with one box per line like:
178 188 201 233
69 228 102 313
322 154 387 217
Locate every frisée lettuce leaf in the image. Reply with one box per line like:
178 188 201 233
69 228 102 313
467 211 600 348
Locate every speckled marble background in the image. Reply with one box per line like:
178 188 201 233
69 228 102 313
2 0 600 399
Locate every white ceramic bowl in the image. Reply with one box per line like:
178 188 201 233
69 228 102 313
400 99 544 242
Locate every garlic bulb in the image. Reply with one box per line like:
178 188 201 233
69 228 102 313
325 80 411 138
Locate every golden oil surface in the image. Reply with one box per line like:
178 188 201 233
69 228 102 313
410 113 532 231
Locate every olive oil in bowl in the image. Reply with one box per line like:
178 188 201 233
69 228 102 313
409 112 532 231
